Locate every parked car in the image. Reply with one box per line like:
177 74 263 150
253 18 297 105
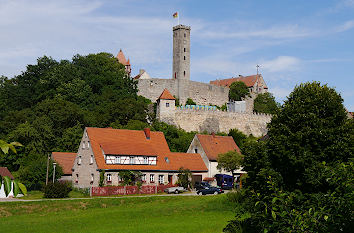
194 181 211 191
196 186 224 195
164 186 186 194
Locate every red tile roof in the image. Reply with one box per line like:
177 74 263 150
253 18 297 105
158 89 176 100
116 49 129 66
52 152 76 175
210 74 267 88
0 167 14 179
196 134 240 161
87 127 207 172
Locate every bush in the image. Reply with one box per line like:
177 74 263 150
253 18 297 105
43 181 72 198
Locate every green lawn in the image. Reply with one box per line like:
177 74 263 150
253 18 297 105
0 195 235 233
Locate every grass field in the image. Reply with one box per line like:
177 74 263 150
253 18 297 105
0 194 235 233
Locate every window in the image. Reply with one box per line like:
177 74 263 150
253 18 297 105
78 156 82 165
184 48 186 52
174 72 176 79
150 174 155 183
166 103 170 107
118 175 122 182
184 71 185 76
82 142 85 149
158 175 164 184
184 33 186 38
85 131 88 137
90 155 94 164
115 156 121 164
107 174 112 182
184 56 186 60
129 156 135 164
87 141 90 149
91 174 94 184
75 174 79 183
194 148 198 153
142 174 146 182
143 156 148 164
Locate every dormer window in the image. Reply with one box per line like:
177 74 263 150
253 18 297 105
115 156 121 164
143 156 148 164
166 103 170 107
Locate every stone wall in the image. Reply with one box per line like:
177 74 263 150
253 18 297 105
137 78 229 106
164 108 271 137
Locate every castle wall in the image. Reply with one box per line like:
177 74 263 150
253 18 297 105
137 78 178 102
169 109 271 137
138 78 229 106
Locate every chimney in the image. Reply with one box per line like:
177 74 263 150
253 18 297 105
211 132 216 138
139 69 145 75
144 128 151 140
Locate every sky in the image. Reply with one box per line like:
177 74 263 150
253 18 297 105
0 0 353 110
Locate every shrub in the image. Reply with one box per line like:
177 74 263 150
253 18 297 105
43 181 72 198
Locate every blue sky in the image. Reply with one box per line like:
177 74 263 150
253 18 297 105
0 0 353 110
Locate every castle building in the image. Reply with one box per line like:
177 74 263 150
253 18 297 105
116 49 131 76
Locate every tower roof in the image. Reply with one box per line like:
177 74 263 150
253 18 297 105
158 89 176 100
116 49 129 66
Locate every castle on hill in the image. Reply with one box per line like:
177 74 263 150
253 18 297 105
116 24 271 136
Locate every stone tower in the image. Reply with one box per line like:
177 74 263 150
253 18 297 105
173 25 190 80
172 25 191 104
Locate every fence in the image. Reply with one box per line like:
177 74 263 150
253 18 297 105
91 184 176 197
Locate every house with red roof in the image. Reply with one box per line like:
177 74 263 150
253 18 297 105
52 152 76 182
71 127 207 188
187 133 244 182
210 74 268 95
0 167 15 198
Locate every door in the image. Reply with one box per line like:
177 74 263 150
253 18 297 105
192 175 202 187
168 175 173 184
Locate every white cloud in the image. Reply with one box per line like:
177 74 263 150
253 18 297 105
261 56 301 73
336 20 354 32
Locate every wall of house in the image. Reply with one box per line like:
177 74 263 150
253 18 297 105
103 171 207 186
72 129 100 188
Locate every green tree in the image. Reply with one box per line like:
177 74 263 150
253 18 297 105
228 129 247 149
185 98 196 105
228 81 250 101
224 82 354 233
118 170 142 186
176 167 192 189
253 92 280 114
217 150 244 176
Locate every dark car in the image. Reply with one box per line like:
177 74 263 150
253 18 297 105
194 181 211 191
196 186 224 195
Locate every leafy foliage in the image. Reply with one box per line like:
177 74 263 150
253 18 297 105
253 92 280 114
0 53 151 188
176 167 192 189
224 82 354 232
217 150 244 175
151 121 196 152
43 182 72 198
185 98 196 105
118 170 142 186
228 129 247 149
228 81 250 101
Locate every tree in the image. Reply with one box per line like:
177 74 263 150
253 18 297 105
224 82 354 233
185 98 196 105
118 170 142 186
228 81 250 101
217 150 244 176
253 92 280 114
176 167 192 189
228 129 247 149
